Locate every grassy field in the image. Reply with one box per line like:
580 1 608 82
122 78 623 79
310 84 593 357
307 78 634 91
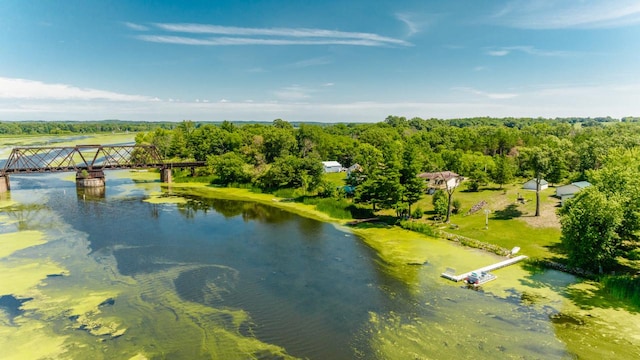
410 181 563 260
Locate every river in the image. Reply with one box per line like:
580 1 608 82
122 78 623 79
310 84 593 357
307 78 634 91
1 171 639 359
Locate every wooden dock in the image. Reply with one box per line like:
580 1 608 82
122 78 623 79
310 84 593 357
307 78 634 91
441 255 528 282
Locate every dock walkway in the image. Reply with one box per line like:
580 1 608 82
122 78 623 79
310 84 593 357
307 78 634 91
441 255 528 282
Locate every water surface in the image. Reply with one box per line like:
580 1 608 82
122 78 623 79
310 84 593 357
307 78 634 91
1 171 639 359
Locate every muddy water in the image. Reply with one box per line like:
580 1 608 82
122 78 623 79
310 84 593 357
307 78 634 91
1 171 639 359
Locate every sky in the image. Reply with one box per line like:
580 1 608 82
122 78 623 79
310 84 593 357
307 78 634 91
1 0 640 122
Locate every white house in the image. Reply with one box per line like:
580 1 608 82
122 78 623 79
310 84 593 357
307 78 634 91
556 181 591 205
523 178 548 191
418 171 461 192
322 161 343 173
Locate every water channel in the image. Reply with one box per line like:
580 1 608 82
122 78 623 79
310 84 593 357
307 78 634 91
1 171 640 359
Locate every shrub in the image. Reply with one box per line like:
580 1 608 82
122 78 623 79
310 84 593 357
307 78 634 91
412 207 424 219
399 220 438 237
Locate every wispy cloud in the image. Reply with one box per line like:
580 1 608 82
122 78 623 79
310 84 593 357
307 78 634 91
272 85 312 101
485 46 572 57
395 13 420 36
0 77 155 101
491 0 640 29
123 22 149 31
454 87 519 100
286 57 333 68
128 23 410 47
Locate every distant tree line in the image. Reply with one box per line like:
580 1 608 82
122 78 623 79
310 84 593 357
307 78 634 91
0 120 179 135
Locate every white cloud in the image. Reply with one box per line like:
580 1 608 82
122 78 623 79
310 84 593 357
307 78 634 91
272 85 312 101
492 0 640 29
454 87 519 100
131 23 411 47
0 77 155 102
485 46 571 57
323 83 335 87
286 57 332 68
123 22 149 31
487 49 510 57
136 35 398 47
395 13 420 36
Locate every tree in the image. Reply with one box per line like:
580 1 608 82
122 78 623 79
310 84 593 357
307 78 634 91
432 190 448 219
491 155 515 189
400 144 425 217
466 169 489 192
559 187 624 273
528 147 551 217
208 152 250 185
442 172 459 222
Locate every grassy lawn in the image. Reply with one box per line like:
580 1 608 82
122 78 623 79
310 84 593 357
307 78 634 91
323 171 348 188
412 181 563 260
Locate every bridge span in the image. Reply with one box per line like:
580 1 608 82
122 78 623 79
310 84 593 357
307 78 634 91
0 145 205 192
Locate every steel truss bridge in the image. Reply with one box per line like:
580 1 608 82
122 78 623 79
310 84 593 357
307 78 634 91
0 145 204 192
1 145 203 174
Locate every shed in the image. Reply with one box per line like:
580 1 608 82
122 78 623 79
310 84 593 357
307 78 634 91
556 181 591 205
322 161 343 173
523 178 548 191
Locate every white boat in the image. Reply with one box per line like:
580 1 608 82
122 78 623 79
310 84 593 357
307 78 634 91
464 271 496 287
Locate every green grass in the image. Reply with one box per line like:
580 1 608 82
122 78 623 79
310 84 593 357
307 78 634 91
323 171 347 188
602 275 640 308
412 182 563 260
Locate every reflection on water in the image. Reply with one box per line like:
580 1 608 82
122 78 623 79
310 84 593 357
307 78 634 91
2 174 638 359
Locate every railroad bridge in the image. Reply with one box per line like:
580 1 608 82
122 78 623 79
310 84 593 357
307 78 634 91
0 145 205 193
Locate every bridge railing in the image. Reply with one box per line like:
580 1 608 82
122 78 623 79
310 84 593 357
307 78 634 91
1 145 167 174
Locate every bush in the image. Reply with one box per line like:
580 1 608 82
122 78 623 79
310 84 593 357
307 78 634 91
452 199 462 214
399 220 438 237
412 207 424 219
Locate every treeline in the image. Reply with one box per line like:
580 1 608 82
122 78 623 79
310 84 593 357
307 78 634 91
0 120 179 135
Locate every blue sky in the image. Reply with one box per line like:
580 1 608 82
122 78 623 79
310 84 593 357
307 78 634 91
1 0 639 122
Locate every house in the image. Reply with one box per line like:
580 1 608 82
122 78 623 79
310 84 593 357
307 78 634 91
418 171 460 192
523 178 548 191
346 163 362 175
556 181 591 205
322 161 343 173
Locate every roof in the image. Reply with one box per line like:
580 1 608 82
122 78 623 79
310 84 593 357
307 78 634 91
321 161 342 167
572 181 591 189
418 171 459 181
525 179 548 185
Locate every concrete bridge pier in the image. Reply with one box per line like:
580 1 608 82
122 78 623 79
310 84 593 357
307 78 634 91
0 175 9 193
76 169 106 188
160 168 173 183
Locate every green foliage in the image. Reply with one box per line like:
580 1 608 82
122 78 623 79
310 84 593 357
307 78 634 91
256 155 323 192
559 187 624 272
208 152 251 185
601 275 640 308
452 199 462 214
466 169 489 192
399 220 438 237
491 155 515 188
412 207 424 219
432 190 448 218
